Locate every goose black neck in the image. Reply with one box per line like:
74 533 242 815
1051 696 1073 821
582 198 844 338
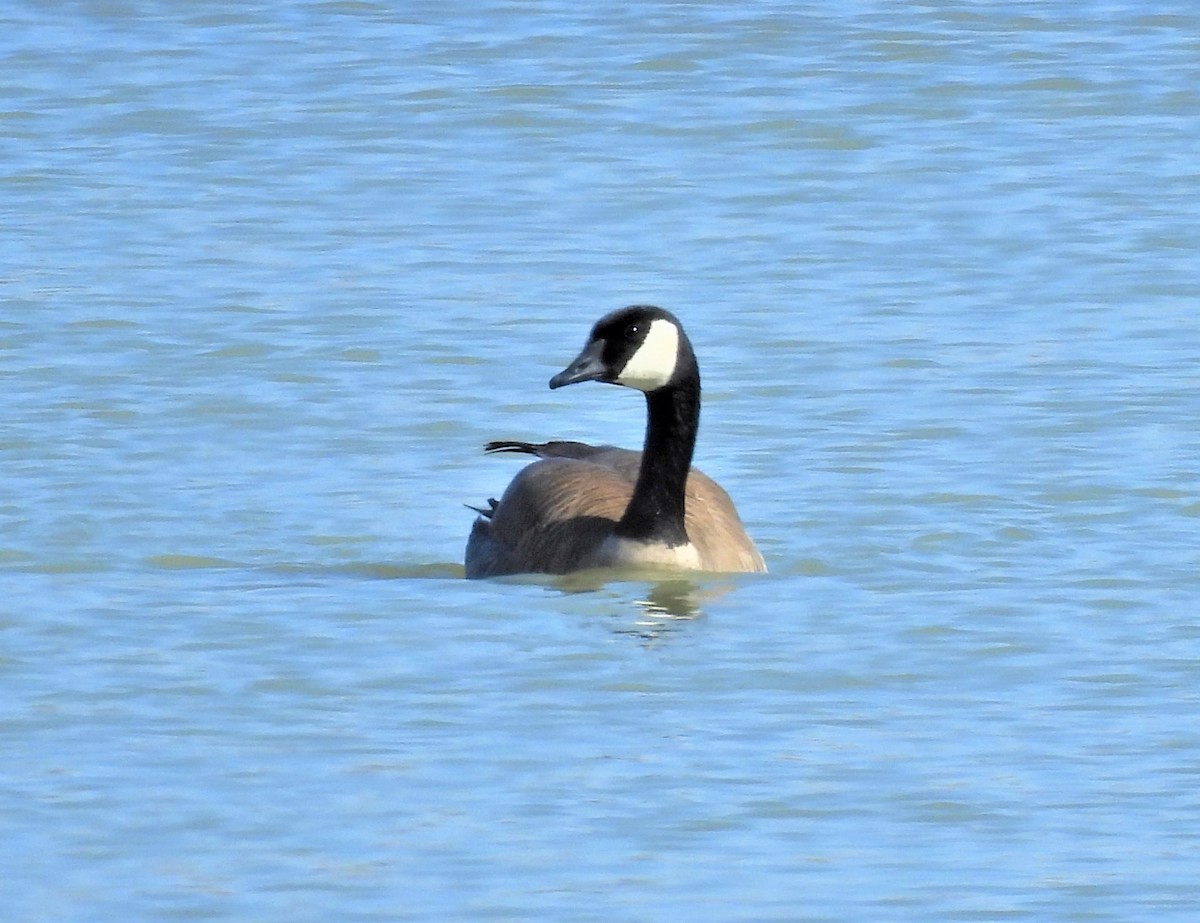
616 374 699 547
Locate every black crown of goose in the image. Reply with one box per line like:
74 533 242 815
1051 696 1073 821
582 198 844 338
548 305 699 548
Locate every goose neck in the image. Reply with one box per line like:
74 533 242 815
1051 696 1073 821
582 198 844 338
615 378 699 546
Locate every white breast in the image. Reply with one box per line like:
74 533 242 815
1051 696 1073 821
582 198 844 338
593 534 703 571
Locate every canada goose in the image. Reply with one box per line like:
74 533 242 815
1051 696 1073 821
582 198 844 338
464 305 766 578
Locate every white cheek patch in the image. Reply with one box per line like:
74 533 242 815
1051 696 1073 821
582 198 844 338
615 318 679 391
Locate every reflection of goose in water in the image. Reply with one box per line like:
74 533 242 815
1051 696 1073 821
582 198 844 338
466 306 766 579
637 579 710 620
552 574 731 640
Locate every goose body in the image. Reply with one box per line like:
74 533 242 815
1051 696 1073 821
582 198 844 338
464 306 766 579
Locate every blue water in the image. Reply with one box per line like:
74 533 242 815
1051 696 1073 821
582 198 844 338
4 3 1199 920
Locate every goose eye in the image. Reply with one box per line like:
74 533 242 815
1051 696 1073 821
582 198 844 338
624 323 641 340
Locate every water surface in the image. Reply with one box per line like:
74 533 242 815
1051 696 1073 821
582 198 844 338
3 3 1199 920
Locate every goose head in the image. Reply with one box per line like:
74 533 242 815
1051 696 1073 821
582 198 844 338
548 305 696 393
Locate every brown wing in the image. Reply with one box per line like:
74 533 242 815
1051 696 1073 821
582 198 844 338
681 470 768 573
473 456 633 576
